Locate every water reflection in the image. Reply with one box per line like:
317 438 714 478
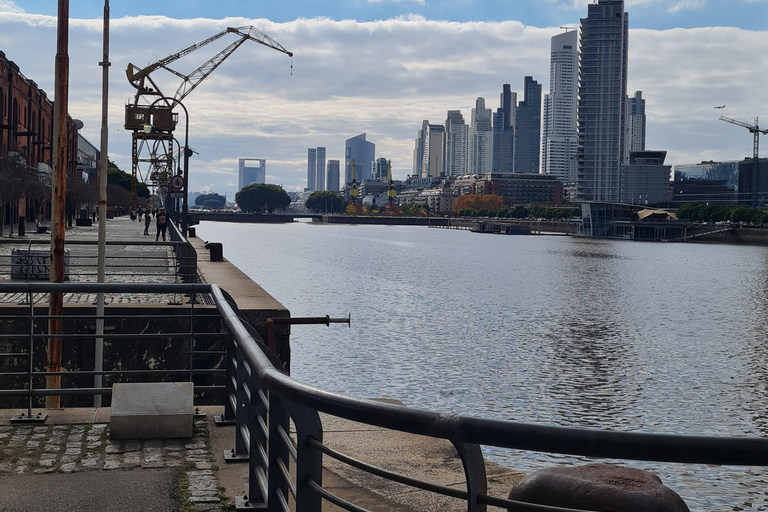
197 222 768 508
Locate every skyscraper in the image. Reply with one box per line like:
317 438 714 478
542 30 579 182
625 91 646 160
576 0 629 202
345 133 375 184
327 160 340 192
307 148 317 191
306 147 327 191
513 76 542 174
422 124 445 177
444 110 468 177
238 158 266 190
413 120 429 176
373 158 390 181
469 98 493 175
492 84 515 174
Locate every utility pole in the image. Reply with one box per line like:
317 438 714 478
48 0 70 409
95 0 110 408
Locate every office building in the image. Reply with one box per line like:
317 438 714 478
576 0 629 202
422 124 445 177
444 111 469 177
469 98 493 175
513 76 542 174
345 133 375 184
327 159 340 192
373 158 390 181
542 30 579 183
492 85 515 174
674 158 768 205
238 159 266 190
306 147 326 192
621 151 671 205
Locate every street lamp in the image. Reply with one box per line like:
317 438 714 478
143 97 192 238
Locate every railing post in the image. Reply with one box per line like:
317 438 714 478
268 393 290 510
230 348 250 459
452 441 487 512
215 330 237 426
285 402 323 511
237 363 270 509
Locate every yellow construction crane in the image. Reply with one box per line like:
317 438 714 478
719 116 768 207
124 26 292 208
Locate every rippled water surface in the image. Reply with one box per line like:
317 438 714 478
197 221 768 510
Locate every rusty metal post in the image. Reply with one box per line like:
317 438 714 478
47 0 70 409
94 0 110 408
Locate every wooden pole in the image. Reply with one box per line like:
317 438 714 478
47 0 69 409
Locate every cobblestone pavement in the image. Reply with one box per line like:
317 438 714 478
0 216 182 304
0 417 225 511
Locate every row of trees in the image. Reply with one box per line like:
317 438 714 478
456 205 580 220
235 184 291 213
677 203 768 225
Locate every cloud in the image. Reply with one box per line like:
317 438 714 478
0 1 24 13
0 13 765 196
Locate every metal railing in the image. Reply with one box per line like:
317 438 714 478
1 281 768 511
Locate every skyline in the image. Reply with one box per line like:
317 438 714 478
0 1 766 197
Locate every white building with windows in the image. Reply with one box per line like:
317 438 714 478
468 98 493 175
445 110 468 177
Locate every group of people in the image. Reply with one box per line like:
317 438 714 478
129 207 167 240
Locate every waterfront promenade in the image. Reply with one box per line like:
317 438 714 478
0 215 523 511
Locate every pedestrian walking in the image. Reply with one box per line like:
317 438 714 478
143 211 152 235
130 209 136 221
156 209 167 241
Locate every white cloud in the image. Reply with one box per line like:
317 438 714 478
0 13 765 196
0 1 24 13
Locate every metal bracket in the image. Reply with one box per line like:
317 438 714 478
214 414 235 426
10 411 48 423
224 449 249 463
235 496 267 511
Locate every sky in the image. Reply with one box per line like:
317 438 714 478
0 0 767 197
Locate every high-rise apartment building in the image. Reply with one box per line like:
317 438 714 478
493 84 515 174
576 0 629 202
542 30 579 183
373 158 390 181
625 91 646 160
469 98 493 175
444 110 468 177
413 120 429 176
345 133 375 184
422 124 445 177
327 160 340 192
306 147 327 191
513 76 542 174
238 158 266 190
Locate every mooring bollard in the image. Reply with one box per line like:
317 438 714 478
506 464 689 512
205 242 223 262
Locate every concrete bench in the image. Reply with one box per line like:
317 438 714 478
109 382 194 439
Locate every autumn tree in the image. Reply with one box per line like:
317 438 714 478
452 194 505 213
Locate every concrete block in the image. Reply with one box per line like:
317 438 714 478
507 464 689 512
110 382 194 439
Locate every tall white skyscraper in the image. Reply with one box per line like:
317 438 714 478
444 110 468 177
625 91 646 160
576 0 629 203
238 158 266 190
542 29 578 183
469 97 493 175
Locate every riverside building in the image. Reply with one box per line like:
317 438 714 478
469 98 493 175
576 0 629 202
542 30 578 183
513 76 542 174
444 111 468 177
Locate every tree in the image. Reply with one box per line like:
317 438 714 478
202 199 224 210
195 193 226 208
305 191 345 213
235 184 291 213
0 154 27 236
107 161 150 199
452 194 505 213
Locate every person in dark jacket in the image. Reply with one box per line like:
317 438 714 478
156 209 167 241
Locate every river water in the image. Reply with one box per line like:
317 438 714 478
197 220 768 510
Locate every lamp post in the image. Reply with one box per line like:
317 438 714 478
143 97 191 238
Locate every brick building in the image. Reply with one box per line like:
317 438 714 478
0 50 79 230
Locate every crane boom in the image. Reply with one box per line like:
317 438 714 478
126 26 293 101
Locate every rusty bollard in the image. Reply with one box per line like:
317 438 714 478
507 464 689 512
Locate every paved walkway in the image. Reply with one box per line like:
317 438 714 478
0 215 179 304
0 408 224 512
